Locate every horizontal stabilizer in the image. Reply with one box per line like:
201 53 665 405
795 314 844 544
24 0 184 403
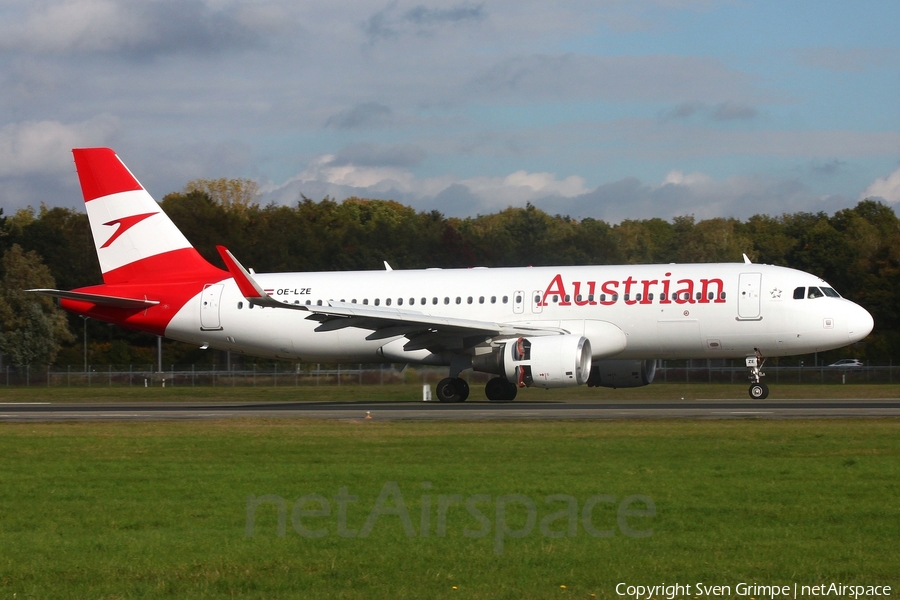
28 289 159 309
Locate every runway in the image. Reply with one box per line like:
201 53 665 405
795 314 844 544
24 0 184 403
1 399 899 422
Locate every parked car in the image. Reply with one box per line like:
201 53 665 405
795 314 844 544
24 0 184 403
828 359 863 367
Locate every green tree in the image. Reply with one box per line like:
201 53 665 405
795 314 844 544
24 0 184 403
0 244 74 367
184 178 260 212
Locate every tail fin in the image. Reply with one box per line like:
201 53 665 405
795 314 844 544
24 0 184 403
73 148 224 284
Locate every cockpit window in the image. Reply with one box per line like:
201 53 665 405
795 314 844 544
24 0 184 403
822 287 840 298
793 287 805 300
807 287 824 299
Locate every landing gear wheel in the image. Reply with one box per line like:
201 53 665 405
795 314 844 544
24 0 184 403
456 378 470 402
485 377 518 402
436 377 469 402
749 383 769 400
485 377 505 401
485 377 517 401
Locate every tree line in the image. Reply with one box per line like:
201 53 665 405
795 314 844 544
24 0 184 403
0 189 898 367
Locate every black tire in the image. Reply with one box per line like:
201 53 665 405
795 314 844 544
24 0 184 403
749 383 769 400
436 377 462 402
503 380 518 401
485 377 507 401
455 377 470 402
485 377 518 402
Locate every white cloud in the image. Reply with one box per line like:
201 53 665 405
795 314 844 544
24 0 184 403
260 156 852 222
860 167 900 204
0 0 270 56
662 169 712 186
0 116 120 177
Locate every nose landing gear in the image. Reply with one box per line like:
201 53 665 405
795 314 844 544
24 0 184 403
746 353 769 399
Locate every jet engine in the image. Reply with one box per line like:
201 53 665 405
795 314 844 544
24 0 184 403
586 359 657 388
474 335 592 389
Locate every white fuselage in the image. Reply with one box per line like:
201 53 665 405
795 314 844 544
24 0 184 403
165 262 873 364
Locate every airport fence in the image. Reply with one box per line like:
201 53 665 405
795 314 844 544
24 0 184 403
0 361 898 388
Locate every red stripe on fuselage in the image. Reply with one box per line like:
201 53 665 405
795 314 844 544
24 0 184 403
62 248 229 335
73 148 144 202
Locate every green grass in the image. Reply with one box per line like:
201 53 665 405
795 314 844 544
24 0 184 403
0 419 898 598
0 382 899 403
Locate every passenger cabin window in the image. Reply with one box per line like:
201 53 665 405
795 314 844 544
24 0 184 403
502 296 509 304
386 298 392 306
433 297 438 305
374 299 380 306
238 302 243 309
491 296 497 304
808 287 825 299
479 296 485 304
467 297 473 304
793 287 805 299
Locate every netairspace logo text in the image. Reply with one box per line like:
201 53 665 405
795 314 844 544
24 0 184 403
616 582 892 600
245 481 655 554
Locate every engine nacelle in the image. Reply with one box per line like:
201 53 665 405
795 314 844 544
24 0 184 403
587 359 657 388
498 335 592 389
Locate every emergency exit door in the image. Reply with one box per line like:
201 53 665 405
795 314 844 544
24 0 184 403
200 283 224 330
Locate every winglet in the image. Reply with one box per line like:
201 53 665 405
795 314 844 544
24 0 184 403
216 246 268 299
216 246 301 309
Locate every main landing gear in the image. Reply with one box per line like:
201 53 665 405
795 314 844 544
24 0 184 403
746 353 769 399
435 376 518 402
484 377 518 402
436 377 469 402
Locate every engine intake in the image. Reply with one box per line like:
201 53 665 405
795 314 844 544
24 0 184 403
494 335 592 389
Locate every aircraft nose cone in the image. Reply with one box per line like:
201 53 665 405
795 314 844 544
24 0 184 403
847 303 874 343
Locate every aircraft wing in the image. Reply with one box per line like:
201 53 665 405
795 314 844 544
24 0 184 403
301 301 565 351
217 246 565 352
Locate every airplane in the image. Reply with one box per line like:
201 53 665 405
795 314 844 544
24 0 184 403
31 148 874 401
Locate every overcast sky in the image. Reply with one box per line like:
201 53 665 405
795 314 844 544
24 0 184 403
1 0 898 221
